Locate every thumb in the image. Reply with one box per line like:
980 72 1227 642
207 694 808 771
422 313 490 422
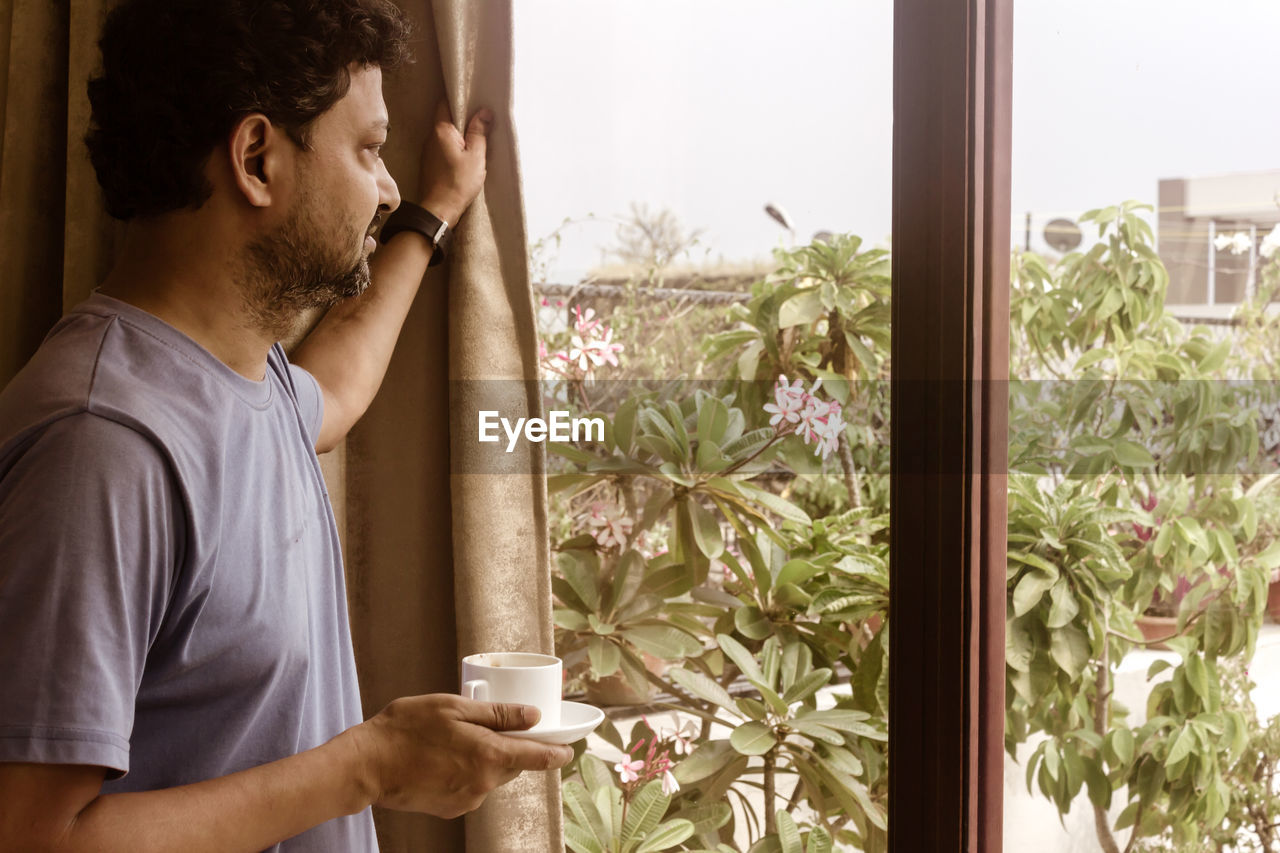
465 107 494 154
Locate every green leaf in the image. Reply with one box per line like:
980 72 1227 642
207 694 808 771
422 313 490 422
558 551 601 611
565 822 606 853
801 709 885 741
775 559 823 589
620 625 703 660
1109 728 1134 768
635 819 695 853
737 482 811 525
734 605 773 640
1184 655 1210 705
563 780 609 852
671 740 737 784
776 810 803 853
1050 625 1091 679
613 398 639 455
778 288 825 328
1113 440 1155 468
668 667 735 709
622 781 671 845
687 498 725 559
696 395 730 444
805 825 833 853
782 668 833 705
787 719 844 745
1046 579 1079 629
1165 725 1195 770
718 633 766 683
1013 569 1057 617
587 637 621 678
578 754 615 795
667 803 732 838
730 721 776 756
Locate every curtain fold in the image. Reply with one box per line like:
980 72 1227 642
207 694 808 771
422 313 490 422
432 1 562 850
0 1 560 850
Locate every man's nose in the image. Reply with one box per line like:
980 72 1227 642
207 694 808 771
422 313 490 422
378 162 401 215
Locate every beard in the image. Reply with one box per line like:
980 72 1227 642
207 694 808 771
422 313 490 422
239 189 379 338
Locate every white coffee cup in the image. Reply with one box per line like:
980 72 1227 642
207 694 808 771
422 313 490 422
461 652 562 730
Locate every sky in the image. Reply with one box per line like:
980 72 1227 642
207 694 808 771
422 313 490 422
512 0 1280 283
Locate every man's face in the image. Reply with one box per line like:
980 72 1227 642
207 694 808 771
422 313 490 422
243 64 400 323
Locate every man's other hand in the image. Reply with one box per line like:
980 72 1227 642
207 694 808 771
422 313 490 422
418 100 493 227
351 693 573 818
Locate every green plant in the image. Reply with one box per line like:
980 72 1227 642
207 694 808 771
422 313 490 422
1005 203 1280 853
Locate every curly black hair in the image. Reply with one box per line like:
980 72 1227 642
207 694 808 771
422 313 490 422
85 0 413 221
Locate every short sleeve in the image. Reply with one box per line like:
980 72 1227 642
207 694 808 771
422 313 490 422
286 361 324 446
0 413 179 777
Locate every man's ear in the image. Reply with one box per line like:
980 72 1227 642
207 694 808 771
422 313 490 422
227 113 294 208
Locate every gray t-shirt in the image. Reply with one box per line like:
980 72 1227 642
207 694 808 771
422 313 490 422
0 292 377 851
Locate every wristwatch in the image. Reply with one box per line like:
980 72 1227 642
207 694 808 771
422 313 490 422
378 200 452 266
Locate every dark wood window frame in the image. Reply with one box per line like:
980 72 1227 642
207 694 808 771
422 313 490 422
888 0 1012 850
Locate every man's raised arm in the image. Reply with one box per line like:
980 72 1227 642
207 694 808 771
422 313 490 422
293 100 494 454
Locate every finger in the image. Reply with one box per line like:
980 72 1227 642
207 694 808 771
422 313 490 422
464 108 494 154
434 98 455 128
496 740 577 772
457 699 540 731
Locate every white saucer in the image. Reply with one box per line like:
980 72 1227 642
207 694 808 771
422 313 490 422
503 701 604 745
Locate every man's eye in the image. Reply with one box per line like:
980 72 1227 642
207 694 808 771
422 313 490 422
368 144 385 158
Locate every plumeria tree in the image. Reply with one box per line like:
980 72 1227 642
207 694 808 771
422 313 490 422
541 235 892 852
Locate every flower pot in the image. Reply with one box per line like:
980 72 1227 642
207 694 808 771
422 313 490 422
1135 614 1178 650
1268 581 1280 623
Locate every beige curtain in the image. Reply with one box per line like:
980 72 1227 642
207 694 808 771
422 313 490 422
0 1 559 850
349 2 561 850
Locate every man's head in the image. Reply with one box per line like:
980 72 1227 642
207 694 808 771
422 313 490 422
86 0 411 221
86 1 412 328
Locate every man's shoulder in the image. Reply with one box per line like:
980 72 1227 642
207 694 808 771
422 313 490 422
0 307 117 452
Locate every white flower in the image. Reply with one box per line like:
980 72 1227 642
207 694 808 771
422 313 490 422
1215 231 1253 255
585 502 633 550
1260 224 1280 260
661 770 680 795
763 375 806 426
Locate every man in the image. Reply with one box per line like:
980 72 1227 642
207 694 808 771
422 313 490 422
0 1 572 850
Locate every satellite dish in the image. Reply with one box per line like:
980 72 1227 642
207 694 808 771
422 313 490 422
1044 218 1082 253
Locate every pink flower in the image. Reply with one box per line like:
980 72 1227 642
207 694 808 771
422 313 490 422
556 310 624 380
763 375 806 426
804 398 844 458
615 759 644 784
769 377 844 459
573 306 601 335
586 502 633 550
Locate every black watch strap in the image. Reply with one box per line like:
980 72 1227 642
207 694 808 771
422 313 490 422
378 201 452 266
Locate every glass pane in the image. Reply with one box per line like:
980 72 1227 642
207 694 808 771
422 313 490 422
515 3 892 849
1006 4 1280 851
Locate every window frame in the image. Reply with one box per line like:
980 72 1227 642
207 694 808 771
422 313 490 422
888 0 1012 849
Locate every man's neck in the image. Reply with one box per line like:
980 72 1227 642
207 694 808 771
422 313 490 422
98 219 283 381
